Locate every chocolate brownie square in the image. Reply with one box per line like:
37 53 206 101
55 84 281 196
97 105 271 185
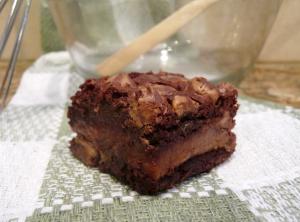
68 72 238 194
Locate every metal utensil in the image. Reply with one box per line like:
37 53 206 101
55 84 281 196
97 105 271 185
0 0 32 111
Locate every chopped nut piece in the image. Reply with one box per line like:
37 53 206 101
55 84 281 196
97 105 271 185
172 95 199 117
192 78 219 103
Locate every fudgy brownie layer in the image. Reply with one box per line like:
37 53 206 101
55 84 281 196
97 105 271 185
69 72 238 136
71 136 233 194
115 147 234 195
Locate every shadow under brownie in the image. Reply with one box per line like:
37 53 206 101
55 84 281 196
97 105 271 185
68 72 238 194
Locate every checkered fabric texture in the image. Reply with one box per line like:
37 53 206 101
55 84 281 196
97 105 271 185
1 53 300 222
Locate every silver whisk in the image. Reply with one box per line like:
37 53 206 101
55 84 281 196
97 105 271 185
0 0 32 111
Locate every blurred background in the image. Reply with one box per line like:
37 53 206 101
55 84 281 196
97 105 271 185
1 0 299 61
0 0 300 107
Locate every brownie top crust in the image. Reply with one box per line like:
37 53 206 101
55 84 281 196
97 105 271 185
70 72 238 130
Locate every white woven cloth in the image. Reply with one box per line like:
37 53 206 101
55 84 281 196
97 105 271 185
1 53 73 221
1 52 300 221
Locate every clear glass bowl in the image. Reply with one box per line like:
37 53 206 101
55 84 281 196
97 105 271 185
48 0 282 81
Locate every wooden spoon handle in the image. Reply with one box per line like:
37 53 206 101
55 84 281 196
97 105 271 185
96 0 219 77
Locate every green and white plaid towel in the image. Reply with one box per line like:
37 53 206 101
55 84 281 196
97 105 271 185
1 52 300 222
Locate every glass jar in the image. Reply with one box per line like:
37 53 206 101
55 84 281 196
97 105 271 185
48 0 282 81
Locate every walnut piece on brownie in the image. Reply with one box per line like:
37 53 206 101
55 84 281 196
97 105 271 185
68 72 238 194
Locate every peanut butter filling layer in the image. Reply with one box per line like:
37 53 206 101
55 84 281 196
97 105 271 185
71 112 234 181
